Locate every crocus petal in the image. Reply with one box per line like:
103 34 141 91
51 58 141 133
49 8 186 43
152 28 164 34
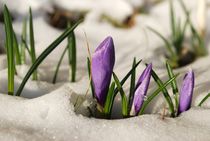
178 69 195 114
91 36 115 106
130 64 152 116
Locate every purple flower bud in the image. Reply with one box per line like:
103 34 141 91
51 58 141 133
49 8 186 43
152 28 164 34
130 64 152 116
91 36 115 107
178 70 195 114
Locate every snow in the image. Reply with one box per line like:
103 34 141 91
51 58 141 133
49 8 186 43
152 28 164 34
0 86 210 141
0 0 209 140
0 0 48 15
52 0 133 24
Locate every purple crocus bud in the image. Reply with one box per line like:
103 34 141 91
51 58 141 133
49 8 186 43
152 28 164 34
91 36 115 107
130 64 152 116
178 69 195 114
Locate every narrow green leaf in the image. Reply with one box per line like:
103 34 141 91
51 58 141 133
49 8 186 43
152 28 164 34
29 7 37 80
138 74 179 116
4 5 15 95
104 60 142 115
173 18 184 54
114 59 142 96
87 57 95 98
178 0 207 56
104 82 115 118
191 24 207 56
13 33 21 65
150 67 175 117
113 72 128 117
67 23 77 82
21 17 27 64
16 20 82 96
198 93 210 107
128 58 136 112
52 47 68 84
148 26 177 60
21 38 31 56
169 0 176 38
106 59 141 115
166 61 179 110
180 19 188 40
178 0 189 16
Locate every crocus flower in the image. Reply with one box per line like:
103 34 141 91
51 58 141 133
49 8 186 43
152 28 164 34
130 64 152 116
91 36 115 107
178 69 195 114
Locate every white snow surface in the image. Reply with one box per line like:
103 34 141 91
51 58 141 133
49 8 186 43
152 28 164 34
0 0 48 15
52 0 133 23
0 0 209 140
0 86 210 141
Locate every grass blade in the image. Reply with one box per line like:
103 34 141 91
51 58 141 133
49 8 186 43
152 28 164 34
29 7 37 80
16 20 82 96
4 5 15 95
166 61 179 110
150 67 175 117
52 47 68 84
114 59 142 96
13 33 21 65
113 72 128 117
21 38 31 56
148 26 177 60
178 0 189 16
104 59 141 116
104 82 115 118
128 58 136 112
104 59 142 115
169 0 176 38
178 0 207 56
67 23 76 82
138 74 179 116
198 93 210 106
21 17 27 64
191 24 206 56
87 57 95 98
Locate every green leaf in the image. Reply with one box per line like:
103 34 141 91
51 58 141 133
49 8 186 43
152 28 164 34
15 20 82 96
128 58 136 112
21 38 31 56
113 72 128 117
178 0 207 56
13 32 21 65
138 74 179 116
21 17 27 64
166 61 179 110
103 60 142 115
4 5 15 95
178 0 189 17
180 19 188 40
104 82 115 118
29 7 37 80
169 0 176 39
67 23 77 82
87 57 95 98
105 59 141 115
150 67 175 117
173 18 185 54
198 93 210 107
114 59 142 96
148 26 177 61
191 24 207 56
52 47 68 84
